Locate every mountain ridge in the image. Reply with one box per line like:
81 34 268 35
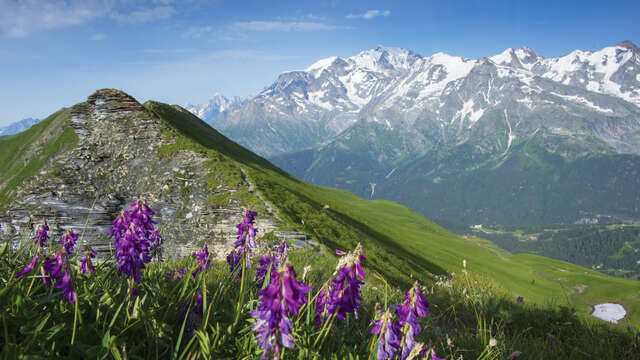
210 41 640 225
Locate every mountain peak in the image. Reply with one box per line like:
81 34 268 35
618 40 639 52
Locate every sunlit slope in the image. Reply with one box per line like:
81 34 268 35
0 108 76 207
148 101 640 327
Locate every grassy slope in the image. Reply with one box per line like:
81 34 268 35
0 108 77 208
145 101 640 328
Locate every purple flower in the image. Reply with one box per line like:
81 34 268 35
255 253 278 287
371 310 401 360
110 200 160 283
517 296 524 304
276 240 290 263
226 248 242 274
33 221 50 247
192 244 211 277
55 269 76 303
80 248 96 275
396 282 430 359
61 229 78 254
431 349 446 360
15 253 39 279
251 266 311 360
167 268 186 280
42 251 64 285
226 210 259 277
316 243 366 325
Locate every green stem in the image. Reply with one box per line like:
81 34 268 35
71 296 79 345
233 255 247 326
201 274 209 329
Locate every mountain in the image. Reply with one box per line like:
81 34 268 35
184 93 246 123
2 89 639 327
0 117 40 136
216 42 640 225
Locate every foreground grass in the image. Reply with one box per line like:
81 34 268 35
1 231 638 359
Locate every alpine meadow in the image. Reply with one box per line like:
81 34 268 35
1 1 640 359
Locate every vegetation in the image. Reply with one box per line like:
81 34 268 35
1 95 639 358
2 211 639 359
455 224 640 280
0 108 77 208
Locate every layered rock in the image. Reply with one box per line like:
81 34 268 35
1 89 279 259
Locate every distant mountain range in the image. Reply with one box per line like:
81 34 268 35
197 41 640 225
0 118 40 136
184 94 247 123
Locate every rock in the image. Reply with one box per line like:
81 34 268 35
2 89 283 260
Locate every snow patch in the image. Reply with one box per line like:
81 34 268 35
385 168 397 178
457 99 485 123
592 303 626 324
306 56 339 75
489 48 514 65
307 90 334 110
551 92 614 113
503 109 515 154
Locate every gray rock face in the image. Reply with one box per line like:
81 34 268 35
1 89 278 259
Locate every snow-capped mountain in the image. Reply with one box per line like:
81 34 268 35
219 42 640 158
184 94 246 123
211 41 640 224
0 118 40 136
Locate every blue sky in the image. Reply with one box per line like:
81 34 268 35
0 0 638 126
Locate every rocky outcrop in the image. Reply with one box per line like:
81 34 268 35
1 89 280 259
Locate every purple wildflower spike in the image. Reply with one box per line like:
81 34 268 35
234 210 258 262
255 253 278 287
226 248 241 272
316 243 366 325
55 269 76 303
517 296 524 304
396 282 430 359
276 240 290 263
192 244 211 277
251 266 311 360
371 310 401 360
80 248 96 275
15 253 39 279
33 221 50 247
227 210 259 277
110 200 160 283
61 229 78 254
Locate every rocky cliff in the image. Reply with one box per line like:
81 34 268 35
0 89 279 258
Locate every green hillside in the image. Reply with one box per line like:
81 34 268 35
1 95 638 329
458 224 640 280
0 108 77 207
145 101 640 327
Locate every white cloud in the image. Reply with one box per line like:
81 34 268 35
230 21 340 32
183 25 213 39
90 33 106 41
0 0 114 38
346 9 391 20
0 1 177 37
111 5 174 24
204 49 304 61
183 19 343 41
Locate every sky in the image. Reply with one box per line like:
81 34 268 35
0 0 639 126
